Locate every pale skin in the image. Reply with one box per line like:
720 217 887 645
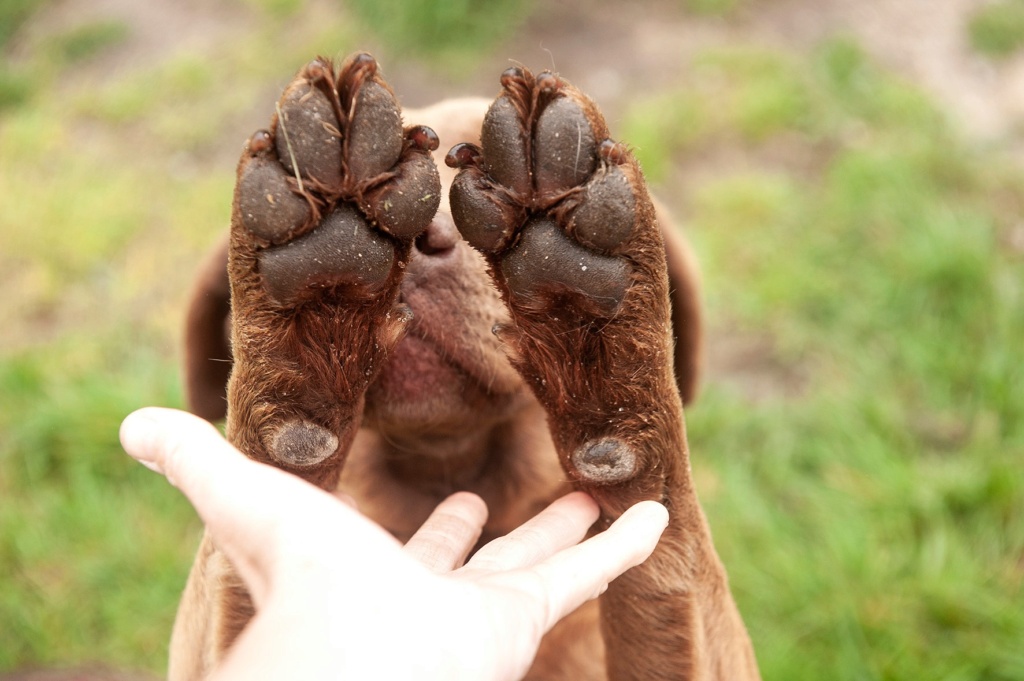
119 407 670 681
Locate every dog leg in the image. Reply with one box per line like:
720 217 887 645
447 67 760 681
227 52 439 488
171 53 440 677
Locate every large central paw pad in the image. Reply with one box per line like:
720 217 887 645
236 54 441 307
445 67 638 315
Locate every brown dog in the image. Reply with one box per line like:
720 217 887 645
174 52 760 680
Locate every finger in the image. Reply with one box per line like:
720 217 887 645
119 408 388 601
332 490 360 509
119 407 324 600
403 492 489 573
462 491 600 573
502 500 669 633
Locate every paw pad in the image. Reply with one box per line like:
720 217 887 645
268 420 339 467
501 220 629 314
571 437 638 484
258 205 394 307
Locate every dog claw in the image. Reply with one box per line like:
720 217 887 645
248 129 273 155
303 57 331 83
535 71 561 95
342 51 377 84
599 138 629 165
406 125 440 152
444 142 483 170
500 66 526 88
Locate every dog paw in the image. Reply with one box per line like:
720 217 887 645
445 67 677 493
445 67 642 317
237 54 440 307
226 54 440 487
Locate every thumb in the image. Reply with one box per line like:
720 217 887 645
119 407 340 602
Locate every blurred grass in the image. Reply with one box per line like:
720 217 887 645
625 38 1024 679
0 338 193 669
1 2 1023 680
347 0 532 67
0 0 50 110
0 0 49 49
968 0 1024 58
682 0 747 18
0 0 367 672
48 20 130 64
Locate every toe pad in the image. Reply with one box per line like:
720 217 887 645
268 420 339 467
571 437 638 484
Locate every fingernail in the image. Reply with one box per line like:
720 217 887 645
137 459 164 474
627 500 669 529
645 501 670 528
120 409 165 474
336 492 360 510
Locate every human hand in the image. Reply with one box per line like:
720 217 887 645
120 407 668 681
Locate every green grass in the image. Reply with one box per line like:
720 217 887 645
1 4 1022 680
48 20 130 64
969 0 1024 58
346 0 532 66
0 0 49 50
682 0 747 18
624 39 1024 679
0 338 196 669
0 0 51 111
0 67 33 111
0 3 369 672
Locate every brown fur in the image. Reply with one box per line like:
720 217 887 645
173 71 758 681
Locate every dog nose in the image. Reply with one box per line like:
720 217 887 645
415 212 459 256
